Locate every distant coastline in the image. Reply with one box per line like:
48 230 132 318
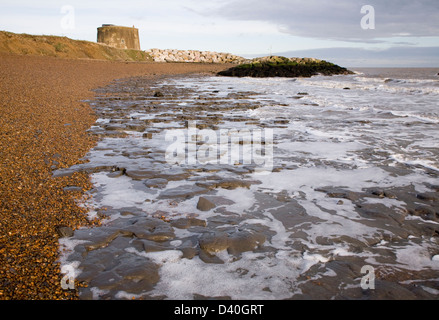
0 30 349 73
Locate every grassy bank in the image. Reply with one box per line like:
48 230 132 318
0 31 152 62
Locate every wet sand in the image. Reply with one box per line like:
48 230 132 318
0 53 232 299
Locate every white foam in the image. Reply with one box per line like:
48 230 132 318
394 241 439 271
58 238 89 261
215 187 257 214
143 250 321 300
390 154 439 172
91 173 149 210
276 140 366 161
298 75 439 96
252 166 391 193
145 250 184 264
421 286 439 295
170 240 183 247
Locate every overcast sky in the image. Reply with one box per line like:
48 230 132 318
1 0 438 66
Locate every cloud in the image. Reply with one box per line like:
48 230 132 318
211 0 439 42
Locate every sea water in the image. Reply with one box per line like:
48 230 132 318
58 68 439 299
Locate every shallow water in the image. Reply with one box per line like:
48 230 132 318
58 69 439 300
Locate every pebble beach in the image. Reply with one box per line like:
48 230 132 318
0 53 231 299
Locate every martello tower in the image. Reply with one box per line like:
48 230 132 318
97 24 140 50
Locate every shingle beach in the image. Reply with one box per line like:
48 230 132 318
0 53 230 299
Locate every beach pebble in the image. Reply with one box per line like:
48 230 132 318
432 255 439 262
143 178 168 188
56 226 74 238
227 230 266 255
170 217 207 229
107 170 124 178
416 193 438 201
198 230 266 255
158 185 208 199
199 232 229 253
196 178 252 190
197 197 216 211
63 186 82 192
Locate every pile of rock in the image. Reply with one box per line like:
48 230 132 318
218 55 354 78
145 48 249 64
251 56 323 64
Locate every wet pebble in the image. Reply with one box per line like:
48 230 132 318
198 230 266 259
197 196 216 211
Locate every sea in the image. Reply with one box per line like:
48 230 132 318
57 67 439 300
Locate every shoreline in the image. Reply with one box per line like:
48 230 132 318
1 53 438 300
0 53 232 300
59 71 439 300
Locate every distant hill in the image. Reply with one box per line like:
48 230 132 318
0 31 152 62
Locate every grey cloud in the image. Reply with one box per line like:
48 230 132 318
212 0 439 41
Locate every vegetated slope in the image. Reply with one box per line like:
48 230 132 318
0 30 152 62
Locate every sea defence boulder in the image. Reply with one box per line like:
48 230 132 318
145 48 249 64
217 56 354 78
